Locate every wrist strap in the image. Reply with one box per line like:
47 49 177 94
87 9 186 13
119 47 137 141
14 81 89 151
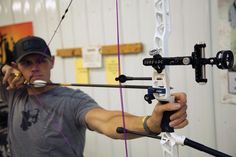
142 116 160 136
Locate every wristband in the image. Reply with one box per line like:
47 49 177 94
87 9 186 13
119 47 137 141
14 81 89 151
142 116 160 136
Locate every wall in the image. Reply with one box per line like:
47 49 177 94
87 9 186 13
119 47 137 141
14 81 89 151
0 0 235 156
211 0 236 156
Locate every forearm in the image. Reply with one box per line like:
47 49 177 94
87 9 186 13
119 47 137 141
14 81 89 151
104 113 145 139
0 77 9 102
86 108 157 140
0 81 9 103
107 113 163 139
0 63 10 103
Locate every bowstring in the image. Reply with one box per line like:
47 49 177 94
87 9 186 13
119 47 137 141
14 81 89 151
115 0 129 157
47 0 73 46
26 0 79 156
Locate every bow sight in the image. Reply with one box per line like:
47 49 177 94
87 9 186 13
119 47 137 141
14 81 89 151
116 44 234 105
143 43 234 83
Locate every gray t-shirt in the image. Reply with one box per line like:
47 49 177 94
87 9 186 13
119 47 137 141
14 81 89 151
1 86 100 157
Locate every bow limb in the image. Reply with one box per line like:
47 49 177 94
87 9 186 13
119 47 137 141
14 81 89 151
152 0 181 156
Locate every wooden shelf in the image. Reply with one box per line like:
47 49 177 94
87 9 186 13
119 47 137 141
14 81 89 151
56 42 143 57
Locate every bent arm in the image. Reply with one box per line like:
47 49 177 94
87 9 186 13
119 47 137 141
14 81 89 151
0 64 9 102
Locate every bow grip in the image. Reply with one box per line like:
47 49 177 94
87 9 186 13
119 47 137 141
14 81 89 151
159 99 175 133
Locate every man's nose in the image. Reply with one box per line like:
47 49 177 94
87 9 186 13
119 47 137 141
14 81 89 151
31 62 40 71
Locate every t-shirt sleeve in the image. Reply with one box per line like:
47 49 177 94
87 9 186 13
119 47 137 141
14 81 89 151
72 90 101 128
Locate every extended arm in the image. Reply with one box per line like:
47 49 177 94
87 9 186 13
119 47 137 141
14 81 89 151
85 92 188 139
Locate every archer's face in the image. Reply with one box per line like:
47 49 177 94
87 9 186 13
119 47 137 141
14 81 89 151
17 54 54 83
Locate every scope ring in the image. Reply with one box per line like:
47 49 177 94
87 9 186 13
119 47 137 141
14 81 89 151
216 51 223 69
221 51 234 69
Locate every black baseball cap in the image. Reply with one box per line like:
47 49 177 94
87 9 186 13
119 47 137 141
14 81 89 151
13 36 51 63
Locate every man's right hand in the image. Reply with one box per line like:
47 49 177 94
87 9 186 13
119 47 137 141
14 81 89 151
1 64 25 90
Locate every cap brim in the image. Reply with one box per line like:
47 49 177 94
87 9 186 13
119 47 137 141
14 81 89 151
16 51 51 63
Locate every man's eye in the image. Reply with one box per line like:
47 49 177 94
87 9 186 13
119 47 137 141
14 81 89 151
20 61 32 66
38 58 47 64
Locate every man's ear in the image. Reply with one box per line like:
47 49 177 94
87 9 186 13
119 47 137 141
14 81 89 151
50 56 55 69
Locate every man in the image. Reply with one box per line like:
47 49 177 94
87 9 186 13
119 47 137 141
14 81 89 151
0 36 188 157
